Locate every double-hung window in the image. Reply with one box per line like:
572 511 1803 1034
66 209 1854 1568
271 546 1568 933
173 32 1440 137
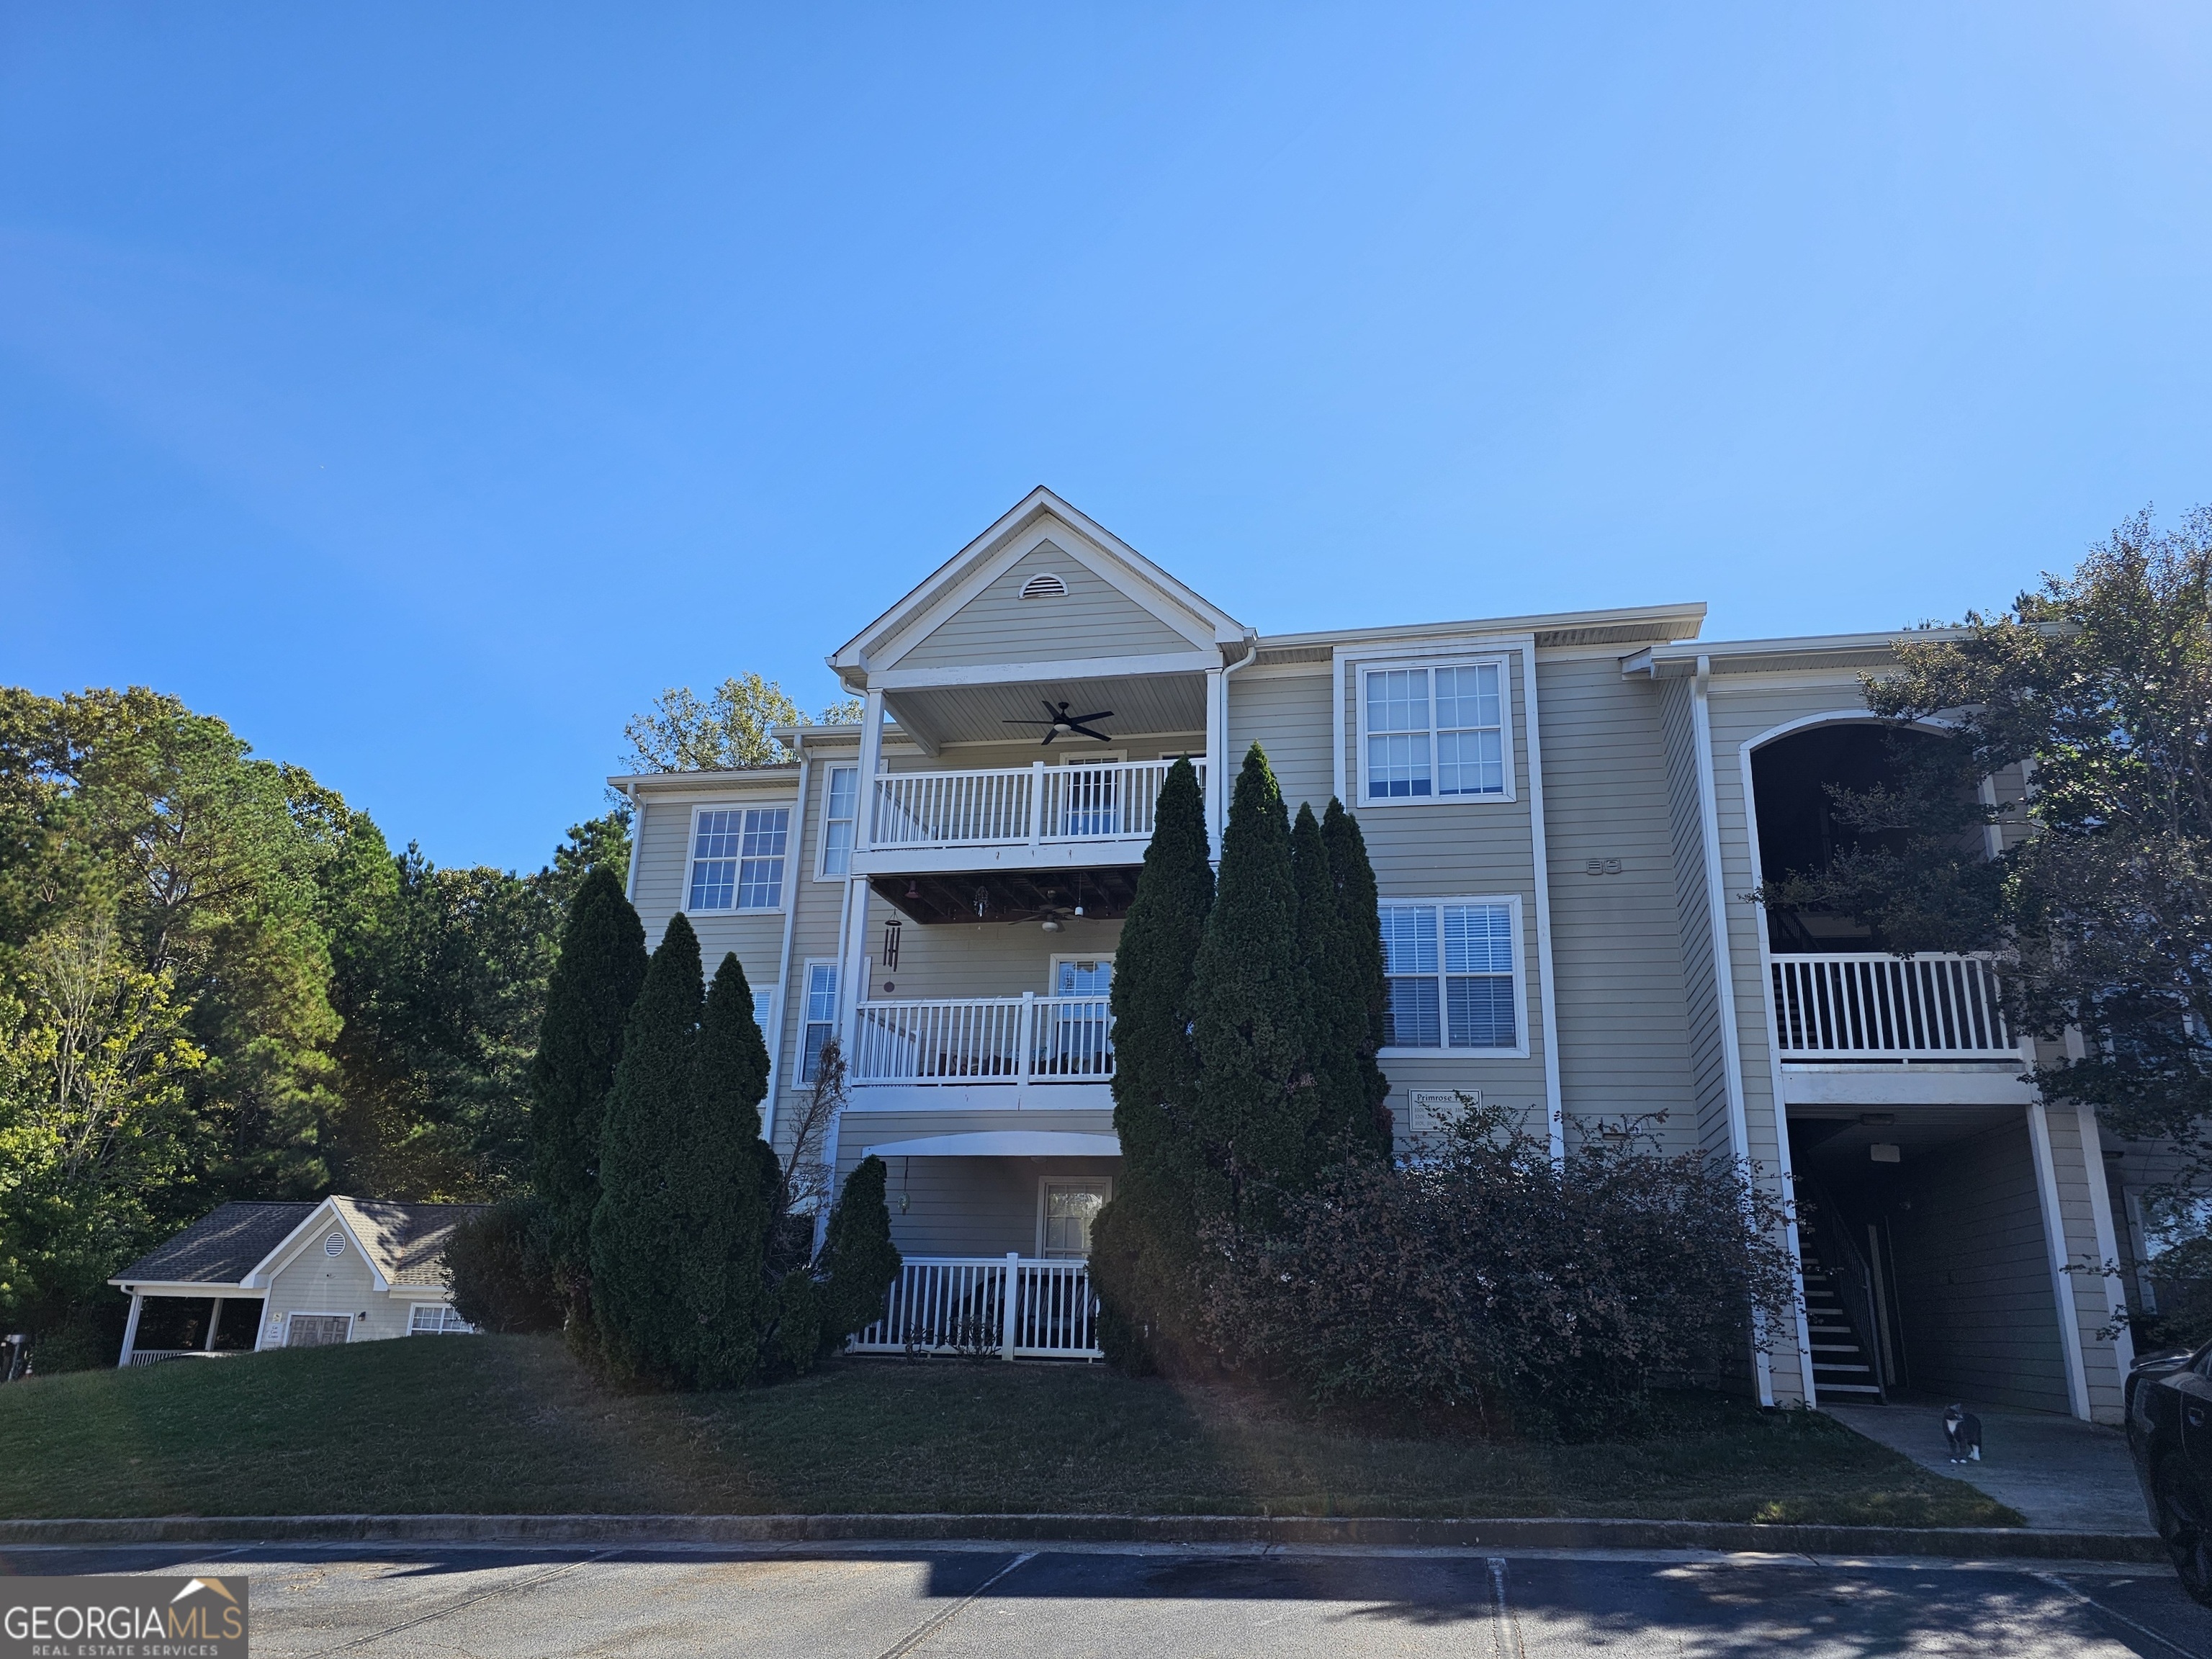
798 961 839 1083
819 768 859 876
1380 899 1521 1052
1360 660 1509 802
688 806 791 911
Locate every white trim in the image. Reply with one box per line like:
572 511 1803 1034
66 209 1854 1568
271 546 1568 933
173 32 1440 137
1047 952 1115 993
799 956 843 1090
1350 651 1518 809
1036 1174 1115 1258
867 651 1220 691
116 1291 143 1367
2076 1101 2135 1383
622 788 644 903
1516 641 1565 1164
678 801 794 917
2027 1100 2095 1420
243 1197 391 1292
1375 894 1533 1062
1735 705 1815 1410
860 1131 1123 1159
1331 651 1349 804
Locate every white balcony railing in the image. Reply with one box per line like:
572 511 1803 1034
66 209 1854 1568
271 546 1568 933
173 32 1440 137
1771 953 2017 1062
848 1254 1102 1359
870 759 1204 854
850 994 1113 1086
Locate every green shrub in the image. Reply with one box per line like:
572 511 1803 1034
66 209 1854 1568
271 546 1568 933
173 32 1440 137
1200 1102 1800 1438
446 1196 562 1334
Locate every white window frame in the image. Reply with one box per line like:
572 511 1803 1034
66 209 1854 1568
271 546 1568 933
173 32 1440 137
1035 1175 1115 1259
1354 654 1516 807
817 765 860 879
1375 894 1529 1059
408 1303 477 1335
796 958 839 1086
1046 953 1115 993
683 803 793 914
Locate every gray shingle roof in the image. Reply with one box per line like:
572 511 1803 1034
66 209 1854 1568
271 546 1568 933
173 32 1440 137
110 1197 490 1290
111 1202 319 1287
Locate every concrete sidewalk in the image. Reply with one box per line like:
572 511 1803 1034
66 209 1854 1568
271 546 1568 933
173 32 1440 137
1826 1401 2154 1536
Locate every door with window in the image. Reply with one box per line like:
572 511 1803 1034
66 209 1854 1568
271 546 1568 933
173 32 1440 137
1055 752 1125 837
1040 1179 1112 1259
285 1313 351 1348
1044 957 1113 1076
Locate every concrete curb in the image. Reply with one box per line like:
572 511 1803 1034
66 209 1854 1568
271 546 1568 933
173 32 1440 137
0 1512 2167 1563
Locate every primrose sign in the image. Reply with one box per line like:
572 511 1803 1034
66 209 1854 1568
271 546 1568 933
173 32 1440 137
3 1575 248 1657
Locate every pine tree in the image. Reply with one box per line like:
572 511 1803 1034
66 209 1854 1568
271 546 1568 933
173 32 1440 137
817 1154 902 1354
1291 801 1373 1162
1092 756 1213 1368
672 952 775 1387
1323 797 1394 1155
529 866 648 1308
1187 745 1312 1226
590 913 703 1382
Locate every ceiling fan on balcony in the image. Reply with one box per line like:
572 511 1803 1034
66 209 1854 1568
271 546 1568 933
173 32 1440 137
1006 882 1087 932
1003 700 1114 746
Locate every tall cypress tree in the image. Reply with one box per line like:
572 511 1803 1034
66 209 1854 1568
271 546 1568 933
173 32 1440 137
1291 801 1372 1161
590 914 703 1382
818 1154 902 1354
529 866 649 1303
1092 756 1213 1367
1187 745 1311 1226
673 951 775 1388
1322 797 1393 1155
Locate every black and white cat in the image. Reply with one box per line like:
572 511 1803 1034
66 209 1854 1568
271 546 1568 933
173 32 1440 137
1943 1404 1983 1463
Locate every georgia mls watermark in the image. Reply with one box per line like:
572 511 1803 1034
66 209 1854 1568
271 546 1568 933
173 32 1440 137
2 1575 248 1658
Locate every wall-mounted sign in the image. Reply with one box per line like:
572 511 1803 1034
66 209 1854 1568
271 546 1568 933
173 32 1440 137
1408 1089 1480 1128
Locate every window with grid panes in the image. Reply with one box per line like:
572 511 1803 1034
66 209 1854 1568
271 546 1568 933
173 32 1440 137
1380 902 1518 1050
820 768 858 875
688 806 791 910
1362 661 1506 801
799 962 838 1082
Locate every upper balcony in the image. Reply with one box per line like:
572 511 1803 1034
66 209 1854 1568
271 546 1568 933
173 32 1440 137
855 757 1206 876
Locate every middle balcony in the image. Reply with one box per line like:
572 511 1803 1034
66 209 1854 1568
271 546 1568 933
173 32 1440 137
853 757 1205 876
850 992 1115 1110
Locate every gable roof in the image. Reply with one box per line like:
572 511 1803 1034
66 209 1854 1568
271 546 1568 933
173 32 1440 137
830 487 1249 683
108 1197 488 1292
109 1202 319 1287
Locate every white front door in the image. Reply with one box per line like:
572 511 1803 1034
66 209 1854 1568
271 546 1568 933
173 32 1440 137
1040 1179 1113 1259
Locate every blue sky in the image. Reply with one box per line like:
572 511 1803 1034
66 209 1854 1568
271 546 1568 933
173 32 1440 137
4 4 2208 871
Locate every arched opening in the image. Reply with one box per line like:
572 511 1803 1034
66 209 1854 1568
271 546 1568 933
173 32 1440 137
1750 721 1960 953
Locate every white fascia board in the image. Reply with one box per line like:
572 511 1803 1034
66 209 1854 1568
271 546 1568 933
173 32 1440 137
868 651 1220 691
106 1278 258 1294
606 768 802 796
1779 1068 2035 1107
1624 628 1977 680
1261 601 1708 656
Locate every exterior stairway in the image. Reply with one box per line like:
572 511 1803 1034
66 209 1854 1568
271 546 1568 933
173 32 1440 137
1801 1251 1884 1400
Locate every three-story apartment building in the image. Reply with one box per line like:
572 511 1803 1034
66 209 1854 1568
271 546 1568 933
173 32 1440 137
612 488 2144 1420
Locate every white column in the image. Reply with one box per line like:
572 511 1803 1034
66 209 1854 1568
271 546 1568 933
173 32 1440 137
117 1291 144 1367
856 688 886 851
2076 1102 2136 1381
202 1298 223 1352
2027 1100 2094 1420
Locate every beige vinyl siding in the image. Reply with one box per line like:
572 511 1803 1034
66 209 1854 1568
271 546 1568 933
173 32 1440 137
1657 675 1735 1158
840 1107 1119 1256
862 917 1125 1002
881 736 1204 774
1226 672 1333 814
1532 655 1699 1154
1887 1120 2071 1413
261 1235 418 1344
628 778 800 942
895 541 1197 669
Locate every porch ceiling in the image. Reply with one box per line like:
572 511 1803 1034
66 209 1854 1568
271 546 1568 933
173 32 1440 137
884 672 1207 752
1789 1105 2020 1172
860 1131 1123 1159
872 867 1139 925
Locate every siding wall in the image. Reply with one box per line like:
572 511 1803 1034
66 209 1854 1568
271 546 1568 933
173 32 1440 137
1887 1120 2072 1413
258 1233 441 1346
896 539 1196 668
1226 671 1334 816
1535 654 1699 1153
1658 675 1735 1157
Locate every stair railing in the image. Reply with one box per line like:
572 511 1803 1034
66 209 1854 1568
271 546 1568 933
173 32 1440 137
1807 1186 1889 1401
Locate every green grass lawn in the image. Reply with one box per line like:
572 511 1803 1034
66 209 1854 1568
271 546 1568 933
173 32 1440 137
0 1336 2018 1527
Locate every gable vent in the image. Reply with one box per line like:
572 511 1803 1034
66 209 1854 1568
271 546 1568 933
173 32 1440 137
1019 572 1068 599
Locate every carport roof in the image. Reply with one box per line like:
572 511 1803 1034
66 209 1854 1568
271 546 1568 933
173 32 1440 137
110 1201 318 1287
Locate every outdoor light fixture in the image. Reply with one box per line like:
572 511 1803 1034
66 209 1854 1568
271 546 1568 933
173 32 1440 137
1041 917 1063 933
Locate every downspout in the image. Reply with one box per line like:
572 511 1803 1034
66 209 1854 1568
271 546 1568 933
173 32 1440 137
762 742 812 1149
619 781 644 904
1213 634 1259 849
1517 638 1566 1166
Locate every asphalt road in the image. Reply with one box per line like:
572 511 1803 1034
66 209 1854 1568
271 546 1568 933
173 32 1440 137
10 1541 2212 1657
